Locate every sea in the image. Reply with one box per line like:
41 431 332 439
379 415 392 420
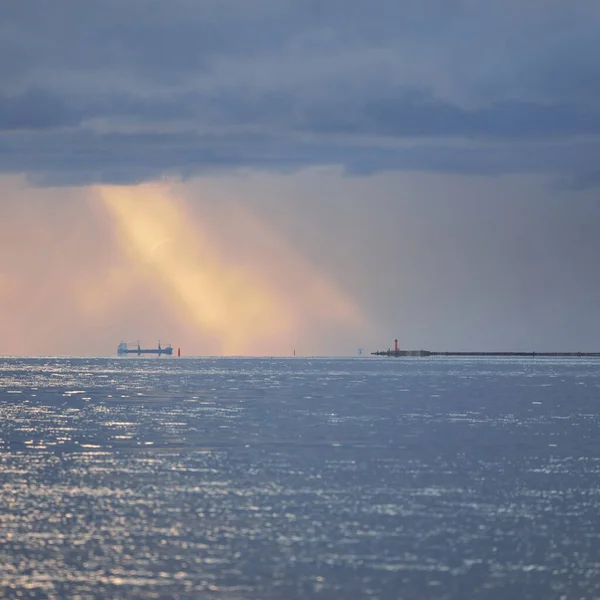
1 356 600 600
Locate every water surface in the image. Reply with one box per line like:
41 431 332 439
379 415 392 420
1 357 599 599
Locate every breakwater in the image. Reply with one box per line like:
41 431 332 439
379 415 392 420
371 349 600 358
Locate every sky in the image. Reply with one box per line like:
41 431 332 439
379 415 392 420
1 0 600 356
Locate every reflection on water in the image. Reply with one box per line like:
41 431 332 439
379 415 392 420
1 357 600 598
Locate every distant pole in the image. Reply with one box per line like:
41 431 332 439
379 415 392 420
178 347 181 357
293 349 296 357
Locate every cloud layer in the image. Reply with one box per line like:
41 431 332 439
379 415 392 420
2 0 600 185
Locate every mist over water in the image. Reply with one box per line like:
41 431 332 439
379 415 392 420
1 356 600 599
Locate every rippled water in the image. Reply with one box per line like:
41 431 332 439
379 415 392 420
1 356 600 599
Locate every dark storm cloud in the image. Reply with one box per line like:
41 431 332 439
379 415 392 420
301 96 600 138
1 0 599 184
0 89 85 130
4 131 598 187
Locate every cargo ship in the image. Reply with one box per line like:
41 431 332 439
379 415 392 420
117 341 173 356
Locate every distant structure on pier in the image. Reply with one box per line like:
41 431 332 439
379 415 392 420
371 339 600 358
371 339 430 357
117 341 173 356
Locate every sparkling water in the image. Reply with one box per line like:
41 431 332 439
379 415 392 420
1 357 599 599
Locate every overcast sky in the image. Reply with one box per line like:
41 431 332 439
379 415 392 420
1 0 600 355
